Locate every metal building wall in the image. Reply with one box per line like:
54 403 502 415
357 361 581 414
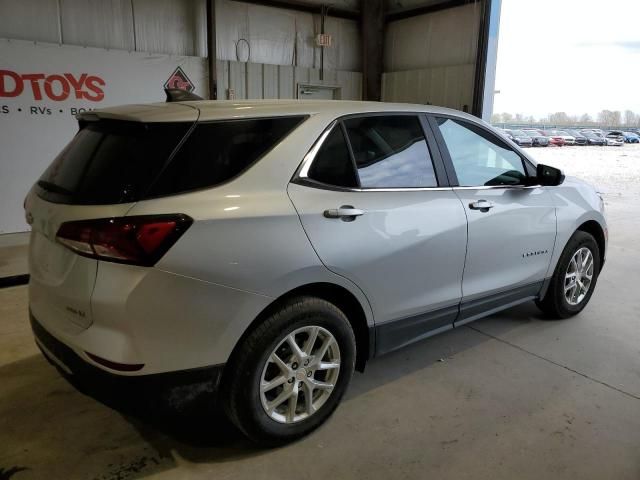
0 0 363 99
382 64 474 111
0 0 360 68
382 3 480 110
216 60 362 100
215 0 361 71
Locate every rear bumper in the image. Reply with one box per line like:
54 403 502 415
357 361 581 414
31 311 225 388
29 265 272 375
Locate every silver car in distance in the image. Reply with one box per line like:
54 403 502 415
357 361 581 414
25 99 607 445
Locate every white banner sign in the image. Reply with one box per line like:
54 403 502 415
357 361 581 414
0 39 207 234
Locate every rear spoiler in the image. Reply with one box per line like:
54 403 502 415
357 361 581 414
74 89 202 126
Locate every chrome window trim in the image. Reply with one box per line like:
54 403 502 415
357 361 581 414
297 121 337 179
452 185 541 191
295 177 454 193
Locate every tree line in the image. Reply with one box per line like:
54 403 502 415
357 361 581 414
491 110 640 127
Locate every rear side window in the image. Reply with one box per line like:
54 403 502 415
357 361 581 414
307 126 358 188
343 116 438 188
37 116 305 205
148 116 306 198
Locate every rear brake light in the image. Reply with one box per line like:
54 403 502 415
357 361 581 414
56 214 192 266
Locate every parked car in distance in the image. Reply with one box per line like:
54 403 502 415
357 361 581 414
522 130 550 147
25 99 608 445
494 127 514 141
547 130 576 145
541 130 566 146
504 129 533 147
605 130 626 143
580 131 606 146
622 132 640 143
605 136 624 146
581 128 606 137
563 129 588 145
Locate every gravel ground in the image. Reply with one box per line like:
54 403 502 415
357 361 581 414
526 144 640 201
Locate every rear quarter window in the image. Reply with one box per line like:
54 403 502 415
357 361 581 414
147 116 306 198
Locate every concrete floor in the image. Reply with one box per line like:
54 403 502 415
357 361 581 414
0 232 29 279
1 151 639 479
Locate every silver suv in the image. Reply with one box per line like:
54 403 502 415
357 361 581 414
26 100 607 445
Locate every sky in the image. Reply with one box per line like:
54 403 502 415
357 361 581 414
493 0 640 118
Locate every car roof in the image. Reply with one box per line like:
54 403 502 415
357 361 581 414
80 99 477 123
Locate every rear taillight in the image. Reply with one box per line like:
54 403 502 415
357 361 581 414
56 214 193 266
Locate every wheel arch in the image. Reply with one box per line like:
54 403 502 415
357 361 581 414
576 220 606 266
225 282 373 376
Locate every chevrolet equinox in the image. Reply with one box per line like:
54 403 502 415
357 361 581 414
25 99 607 445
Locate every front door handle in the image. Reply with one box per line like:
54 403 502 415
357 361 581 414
323 205 365 222
469 200 494 212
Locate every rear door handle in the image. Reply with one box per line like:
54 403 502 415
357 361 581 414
469 200 494 212
323 205 365 222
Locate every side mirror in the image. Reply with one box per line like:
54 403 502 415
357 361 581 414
536 163 565 186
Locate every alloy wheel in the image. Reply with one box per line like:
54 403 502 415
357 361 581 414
260 326 341 424
564 247 594 306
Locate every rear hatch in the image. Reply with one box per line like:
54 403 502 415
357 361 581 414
27 104 198 334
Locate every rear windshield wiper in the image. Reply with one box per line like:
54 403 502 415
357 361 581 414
37 180 74 196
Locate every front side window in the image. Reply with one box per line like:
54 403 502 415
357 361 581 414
435 118 527 187
344 116 438 188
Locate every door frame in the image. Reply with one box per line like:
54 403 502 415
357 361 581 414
424 112 555 326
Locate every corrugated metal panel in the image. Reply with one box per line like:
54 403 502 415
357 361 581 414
133 0 206 56
278 65 295 99
60 0 135 50
0 0 60 43
1 0 362 71
216 59 229 99
215 0 361 71
229 60 247 99
263 63 278 98
336 70 362 101
294 66 310 85
214 59 360 100
384 3 480 71
247 62 263 99
382 64 474 110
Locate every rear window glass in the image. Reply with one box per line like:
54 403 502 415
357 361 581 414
37 116 306 204
38 121 191 204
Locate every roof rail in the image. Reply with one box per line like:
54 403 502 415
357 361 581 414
164 88 204 102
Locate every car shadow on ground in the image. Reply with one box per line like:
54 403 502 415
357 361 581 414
0 303 548 478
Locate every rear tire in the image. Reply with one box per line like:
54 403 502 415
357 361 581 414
536 231 600 319
222 296 356 446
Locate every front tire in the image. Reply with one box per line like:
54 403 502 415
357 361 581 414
222 296 356 446
536 231 600 319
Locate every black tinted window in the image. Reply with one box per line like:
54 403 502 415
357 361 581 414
148 116 305 197
37 116 305 204
38 121 191 204
436 118 526 187
307 126 357 188
344 116 437 188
